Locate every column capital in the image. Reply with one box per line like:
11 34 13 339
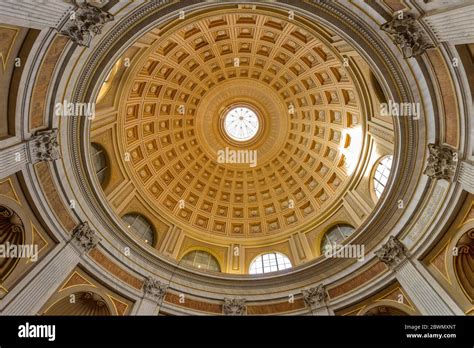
381 13 434 59
142 277 168 302
375 236 408 269
424 144 458 181
223 298 246 316
302 284 328 308
71 221 100 252
27 129 61 164
60 1 114 47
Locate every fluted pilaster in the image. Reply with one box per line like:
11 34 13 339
0 0 74 30
1 221 100 315
302 284 334 316
424 4 474 44
1 243 80 315
132 277 167 315
457 161 474 194
0 143 28 179
375 237 462 315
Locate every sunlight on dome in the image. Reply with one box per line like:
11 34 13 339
339 127 363 175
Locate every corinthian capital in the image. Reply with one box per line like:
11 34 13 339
61 1 114 47
28 129 60 164
71 221 100 252
223 298 246 316
381 13 434 59
424 144 458 181
375 236 407 268
302 284 328 308
143 277 168 302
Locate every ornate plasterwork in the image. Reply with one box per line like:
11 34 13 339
223 297 246 316
63 0 420 294
143 277 167 302
424 144 457 181
375 236 408 269
60 1 113 47
302 284 328 308
71 222 100 252
107 10 368 238
381 13 434 59
27 129 61 163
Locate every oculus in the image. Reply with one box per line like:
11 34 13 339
223 106 259 142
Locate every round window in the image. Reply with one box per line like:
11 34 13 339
223 106 259 142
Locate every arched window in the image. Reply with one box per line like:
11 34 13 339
321 224 355 254
373 155 393 199
181 250 221 272
454 229 474 301
91 143 109 187
249 252 292 274
122 213 155 246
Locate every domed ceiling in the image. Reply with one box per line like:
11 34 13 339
2 0 472 318
91 5 388 268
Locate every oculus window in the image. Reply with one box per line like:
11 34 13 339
223 106 259 142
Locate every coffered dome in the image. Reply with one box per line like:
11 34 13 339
93 8 373 255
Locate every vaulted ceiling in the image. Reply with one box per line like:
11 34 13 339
91 6 392 269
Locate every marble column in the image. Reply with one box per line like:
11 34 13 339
0 0 74 30
0 142 28 179
132 277 167 315
1 222 100 315
457 161 474 194
423 4 474 44
0 129 61 179
375 236 463 315
0 0 113 48
302 284 334 316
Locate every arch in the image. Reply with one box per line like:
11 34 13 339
121 213 156 247
249 252 292 274
180 249 221 272
453 228 474 301
91 142 110 188
43 291 112 316
362 304 409 316
0 199 35 294
0 205 25 283
320 224 356 254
